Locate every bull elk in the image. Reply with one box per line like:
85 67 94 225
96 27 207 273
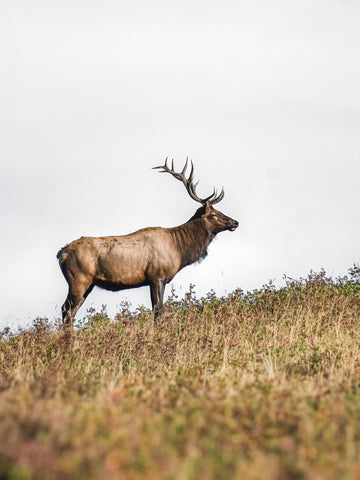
57 159 238 325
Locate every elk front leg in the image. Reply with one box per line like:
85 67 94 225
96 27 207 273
150 279 165 321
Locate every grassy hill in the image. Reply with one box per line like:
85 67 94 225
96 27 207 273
1 267 360 479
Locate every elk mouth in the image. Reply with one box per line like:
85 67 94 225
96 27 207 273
228 221 239 232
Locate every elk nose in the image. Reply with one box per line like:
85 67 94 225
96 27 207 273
229 219 239 231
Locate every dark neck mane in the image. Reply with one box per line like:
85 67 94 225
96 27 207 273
170 217 214 269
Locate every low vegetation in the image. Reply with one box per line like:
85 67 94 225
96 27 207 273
1 267 360 479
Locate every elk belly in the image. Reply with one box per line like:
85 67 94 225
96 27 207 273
95 245 148 289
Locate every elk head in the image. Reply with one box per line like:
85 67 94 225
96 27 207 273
153 158 239 235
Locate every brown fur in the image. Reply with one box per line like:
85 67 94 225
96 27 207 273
58 205 238 325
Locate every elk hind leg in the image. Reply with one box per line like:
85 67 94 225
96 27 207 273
62 282 94 327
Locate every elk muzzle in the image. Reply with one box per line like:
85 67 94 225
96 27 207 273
227 218 239 232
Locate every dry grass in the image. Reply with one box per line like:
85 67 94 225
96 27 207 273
1 268 360 479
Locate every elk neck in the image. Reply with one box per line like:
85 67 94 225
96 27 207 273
170 217 215 269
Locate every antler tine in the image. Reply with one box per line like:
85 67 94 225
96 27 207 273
196 187 217 205
209 187 225 205
181 157 188 176
188 159 195 183
153 157 169 172
152 158 225 206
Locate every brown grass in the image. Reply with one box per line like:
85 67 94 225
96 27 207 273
1 269 360 479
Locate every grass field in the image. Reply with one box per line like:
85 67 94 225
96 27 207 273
1 267 360 479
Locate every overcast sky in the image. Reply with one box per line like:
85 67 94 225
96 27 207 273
1 0 360 329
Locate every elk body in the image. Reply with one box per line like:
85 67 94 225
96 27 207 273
57 160 238 325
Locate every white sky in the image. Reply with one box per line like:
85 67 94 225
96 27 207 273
1 0 360 329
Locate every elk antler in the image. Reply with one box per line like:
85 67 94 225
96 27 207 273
153 158 225 206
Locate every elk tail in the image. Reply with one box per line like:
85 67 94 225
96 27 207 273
56 244 70 265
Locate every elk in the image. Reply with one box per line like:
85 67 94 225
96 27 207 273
57 159 238 325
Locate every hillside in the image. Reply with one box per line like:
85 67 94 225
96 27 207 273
1 267 360 479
